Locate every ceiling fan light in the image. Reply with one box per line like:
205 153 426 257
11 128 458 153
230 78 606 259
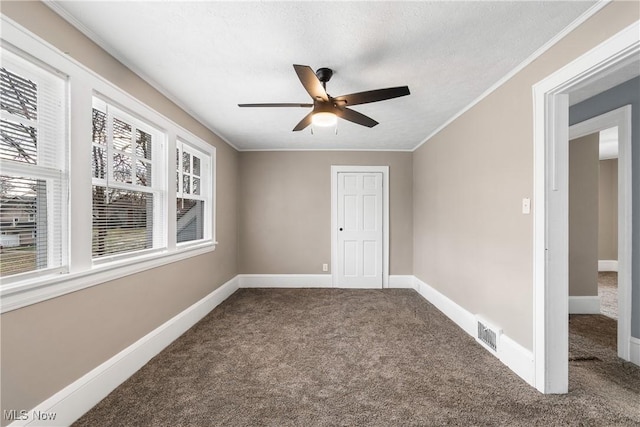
312 111 337 127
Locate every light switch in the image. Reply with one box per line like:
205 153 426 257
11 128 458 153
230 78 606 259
522 198 531 214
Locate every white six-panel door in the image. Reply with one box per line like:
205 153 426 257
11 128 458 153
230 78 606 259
336 172 383 288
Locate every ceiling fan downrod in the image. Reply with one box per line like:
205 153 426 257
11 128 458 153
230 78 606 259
315 67 333 90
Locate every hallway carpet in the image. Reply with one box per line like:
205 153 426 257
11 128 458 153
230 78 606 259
598 271 618 319
74 289 640 426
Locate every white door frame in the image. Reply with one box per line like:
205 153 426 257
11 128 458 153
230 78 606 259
331 165 389 288
532 21 639 394
569 106 633 361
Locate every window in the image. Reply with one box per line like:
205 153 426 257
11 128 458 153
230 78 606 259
91 97 165 260
1 23 217 312
0 49 67 280
176 140 210 244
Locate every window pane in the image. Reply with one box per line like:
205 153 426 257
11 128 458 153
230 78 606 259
113 118 132 152
135 129 152 160
176 198 204 243
92 186 154 258
92 109 107 145
193 178 200 195
136 160 151 187
183 174 190 194
183 151 190 173
92 146 106 179
0 66 37 121
113 152 132 183
0 119 37 164
192 156 200 176
0 176 47 277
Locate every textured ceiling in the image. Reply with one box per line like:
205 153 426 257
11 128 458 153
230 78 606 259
51 1 596 151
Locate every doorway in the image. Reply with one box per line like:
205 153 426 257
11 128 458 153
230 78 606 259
568 113 630 373
532 22 638 393
331 166 389 288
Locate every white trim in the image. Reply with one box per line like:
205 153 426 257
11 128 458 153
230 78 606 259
413 276 535 387
598 260 619 272
630 337 640 366
239 148 415 153
7 276 239 427
331 166 390 289
499 335 535 387
237 274 415 289
568 296 601 314
411 1 611 153
238 274 332 288
533 22 639 393
388 275 416 289
414 277 476 337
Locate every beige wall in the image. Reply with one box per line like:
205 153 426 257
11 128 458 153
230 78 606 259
0 1 239 417
569 134 599 297
413 1 639 349
239 151 413 275
599 159 618 260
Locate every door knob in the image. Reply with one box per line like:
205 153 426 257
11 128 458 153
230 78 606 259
339 227 343 231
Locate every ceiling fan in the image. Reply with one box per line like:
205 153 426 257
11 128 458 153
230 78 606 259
238 65 410 131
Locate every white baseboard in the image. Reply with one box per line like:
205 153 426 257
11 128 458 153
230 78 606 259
413 276 535 387
238 274 332 288
598 260 618 272
568 296 601 314
499 335 535 385
238 274 415 289
388 275 417 289
9 276 239 427
414 276 476 337
631 337 640 366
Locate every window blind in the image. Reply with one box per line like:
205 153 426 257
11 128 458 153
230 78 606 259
0 50 67 279
91 98 163 259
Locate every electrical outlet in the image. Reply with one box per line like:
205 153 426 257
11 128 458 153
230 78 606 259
322 263 328 272
522 198 531 214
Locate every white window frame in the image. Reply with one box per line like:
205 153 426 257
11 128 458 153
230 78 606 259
175 138 213 247
0 45 69 284
91 96 167 264
0 16 217 313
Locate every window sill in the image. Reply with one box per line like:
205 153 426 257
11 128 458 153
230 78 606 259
0 241 217 313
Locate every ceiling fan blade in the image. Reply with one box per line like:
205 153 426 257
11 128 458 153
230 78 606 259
335 107 378 128
292 111 314 132
238 103 313 107
333 86 410 107
293 64 328 102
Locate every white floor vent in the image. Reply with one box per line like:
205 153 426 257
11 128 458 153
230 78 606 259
476 316 502 354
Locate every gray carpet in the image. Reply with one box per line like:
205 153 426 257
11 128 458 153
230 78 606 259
599 271 618 319
74 289 640 426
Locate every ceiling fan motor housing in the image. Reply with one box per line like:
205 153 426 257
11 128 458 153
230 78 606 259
315 67 333 84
